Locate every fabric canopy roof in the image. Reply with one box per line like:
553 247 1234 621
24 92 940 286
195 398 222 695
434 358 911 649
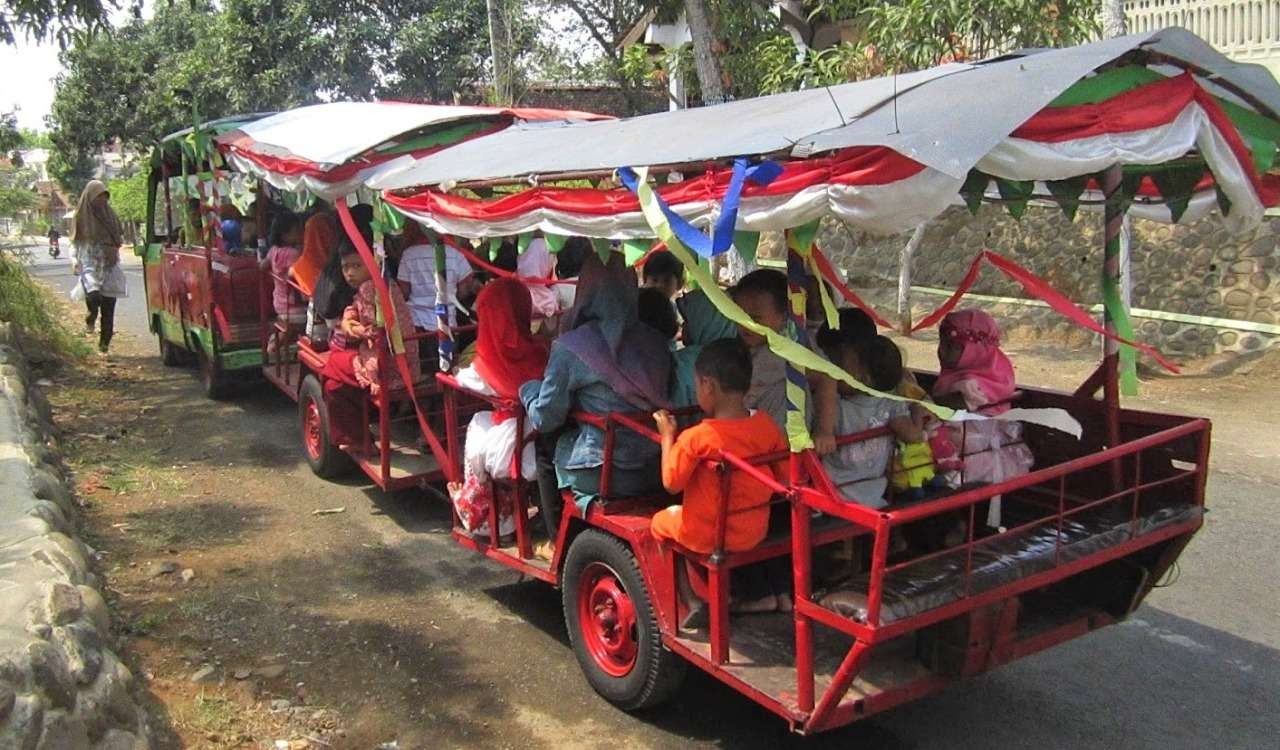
374 28 1279 191
379 28 1280 238
215 102 609 200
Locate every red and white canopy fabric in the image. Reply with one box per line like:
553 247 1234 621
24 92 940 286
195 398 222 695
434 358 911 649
379 28 1280 240
387 147 958 238
977 73 1279 227
385 73 1279 238
216 102 608 201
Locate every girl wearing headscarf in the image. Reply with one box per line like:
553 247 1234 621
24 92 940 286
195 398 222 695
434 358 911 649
450 278 551 537
520 252 674 558
932 309 1033 529
71 180 126 353
672 289 737 408
319 241 420 448
290 210 340 298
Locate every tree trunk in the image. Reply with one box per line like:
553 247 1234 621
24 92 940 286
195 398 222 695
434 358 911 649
683 0 727 105
486 0 514 105
1101 0 1128 39
898 223 926 334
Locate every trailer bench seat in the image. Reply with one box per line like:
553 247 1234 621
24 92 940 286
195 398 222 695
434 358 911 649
819 503 1203 625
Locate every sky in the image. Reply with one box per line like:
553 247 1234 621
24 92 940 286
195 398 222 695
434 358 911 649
0 3 596 133
1 3 151 132
0 40 63 130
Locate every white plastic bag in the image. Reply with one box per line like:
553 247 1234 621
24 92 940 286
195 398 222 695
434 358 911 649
69 279 85 302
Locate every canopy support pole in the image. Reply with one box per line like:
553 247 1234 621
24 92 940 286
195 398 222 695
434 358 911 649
784 237 815 714
434 238 454 374
1100 164 1125 489
898 223 926 333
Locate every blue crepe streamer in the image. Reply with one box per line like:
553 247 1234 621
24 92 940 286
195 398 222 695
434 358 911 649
619 158 783 259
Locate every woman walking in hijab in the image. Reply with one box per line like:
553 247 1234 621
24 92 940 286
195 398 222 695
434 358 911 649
71 180 126 354
520 252 674 559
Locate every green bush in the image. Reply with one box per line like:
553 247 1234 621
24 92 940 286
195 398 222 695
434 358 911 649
0 249 92 360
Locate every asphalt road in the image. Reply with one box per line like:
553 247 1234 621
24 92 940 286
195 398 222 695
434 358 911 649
20 243 1280 748
22 242 150 341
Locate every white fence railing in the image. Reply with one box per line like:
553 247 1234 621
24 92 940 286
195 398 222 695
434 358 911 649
1126 1 1280 69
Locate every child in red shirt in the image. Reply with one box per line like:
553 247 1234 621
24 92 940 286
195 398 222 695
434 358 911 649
651 338 788 622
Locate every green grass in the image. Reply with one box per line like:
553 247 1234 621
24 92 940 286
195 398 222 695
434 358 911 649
0 249 92 359
187 692 240 735
122 610 170 635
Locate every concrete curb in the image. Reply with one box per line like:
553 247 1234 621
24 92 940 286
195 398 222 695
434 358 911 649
0 322 149 749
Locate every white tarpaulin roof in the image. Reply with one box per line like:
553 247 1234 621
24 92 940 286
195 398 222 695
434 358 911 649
219 101 568 167
372 27 1280 190
214 101 608 201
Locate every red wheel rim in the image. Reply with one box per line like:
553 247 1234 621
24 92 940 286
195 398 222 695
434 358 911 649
577 562 638 677
303 398 323 460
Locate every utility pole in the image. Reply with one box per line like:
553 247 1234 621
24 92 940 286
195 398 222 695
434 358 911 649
683 0 727 105
486 0 514 105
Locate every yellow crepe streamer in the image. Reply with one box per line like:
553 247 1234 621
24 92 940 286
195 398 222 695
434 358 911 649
629 166 957 422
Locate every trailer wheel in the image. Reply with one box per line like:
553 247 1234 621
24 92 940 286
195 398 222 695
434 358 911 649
562 530 685 711
195 346 229 400
299 375 352 479
158 334 186 367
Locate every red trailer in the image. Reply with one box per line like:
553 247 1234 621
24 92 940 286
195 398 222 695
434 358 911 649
355 28 1280 733
144 103 608 489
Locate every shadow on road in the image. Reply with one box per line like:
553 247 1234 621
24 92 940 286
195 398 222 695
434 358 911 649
480 576 1280 748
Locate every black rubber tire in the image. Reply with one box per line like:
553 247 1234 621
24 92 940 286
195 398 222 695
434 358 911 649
158 334 185 367
298 374 353 479
562 529 686 711
195 346 229 400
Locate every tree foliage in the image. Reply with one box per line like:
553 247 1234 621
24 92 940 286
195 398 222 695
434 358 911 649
862 0 1100 71
47 0 500 190
0 162 37 218
0 110 21 155
0 0 107 46
107 168 146 227
615 0 1100 98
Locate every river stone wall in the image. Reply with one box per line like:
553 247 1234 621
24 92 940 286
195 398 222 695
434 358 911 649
762 205 1280 360
0 322 149 750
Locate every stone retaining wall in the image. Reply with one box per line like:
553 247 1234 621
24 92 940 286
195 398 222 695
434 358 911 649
758 205 1280 361
0 322 149 750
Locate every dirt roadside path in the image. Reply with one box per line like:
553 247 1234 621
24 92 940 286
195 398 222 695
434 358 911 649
26 263 1280 748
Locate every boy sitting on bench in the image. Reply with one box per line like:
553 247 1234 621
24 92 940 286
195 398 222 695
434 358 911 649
651 338 788 623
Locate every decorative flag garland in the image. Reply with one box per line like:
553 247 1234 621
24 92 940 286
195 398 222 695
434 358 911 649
621 165 1085 448
908 249 1179 374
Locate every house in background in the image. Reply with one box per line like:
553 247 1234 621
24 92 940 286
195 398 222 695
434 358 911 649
1126 1 1280 79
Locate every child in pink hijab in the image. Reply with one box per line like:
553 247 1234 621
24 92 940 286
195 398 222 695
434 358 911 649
932 310 1033 531
933 309 1018 413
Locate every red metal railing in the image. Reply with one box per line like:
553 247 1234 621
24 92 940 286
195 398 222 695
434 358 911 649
434 369 1209 730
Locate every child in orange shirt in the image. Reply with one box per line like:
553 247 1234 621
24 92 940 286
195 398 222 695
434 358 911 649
651 338 788 622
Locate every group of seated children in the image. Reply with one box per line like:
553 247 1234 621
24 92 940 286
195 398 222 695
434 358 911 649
639 265 1033 619
258 212 1033 591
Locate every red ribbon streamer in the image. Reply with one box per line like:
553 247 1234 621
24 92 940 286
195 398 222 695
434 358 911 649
440 235 574 287
912 249 1180 373
809 244 894 329
335 200 450 469
909 251 987 333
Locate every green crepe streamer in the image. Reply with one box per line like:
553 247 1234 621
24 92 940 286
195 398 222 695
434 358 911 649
1102 282 1141 396
488 237 503 261
517 232 533 255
